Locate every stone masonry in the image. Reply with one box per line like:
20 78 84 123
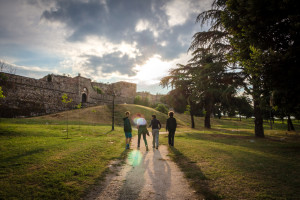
0 72 136 117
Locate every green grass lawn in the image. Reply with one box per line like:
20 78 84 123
1 105 299 200
0 118 129 199
161 119 300 200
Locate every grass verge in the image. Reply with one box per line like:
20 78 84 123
161 125 300 199
0 119 129 199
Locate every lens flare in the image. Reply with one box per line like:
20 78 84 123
127 150 143 167
135 117 146 125
131 113 147 126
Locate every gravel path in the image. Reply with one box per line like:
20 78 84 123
86 132 198 200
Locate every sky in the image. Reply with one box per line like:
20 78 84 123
0 0 212 94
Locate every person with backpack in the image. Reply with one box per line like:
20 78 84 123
149 114 161 149
123 111 132 149
136 113 149 151
166 111 177 146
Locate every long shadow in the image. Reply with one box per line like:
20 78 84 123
0 148 46 167
169 147 221 200
175 132 300 198
210 127 254 136
104 130 113 134
0 138 77 165
116 151 149 200
183 131 300 153
147 149 171 200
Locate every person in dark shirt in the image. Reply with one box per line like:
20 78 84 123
149 115 161 149
123 111 132 149
166 111 177 146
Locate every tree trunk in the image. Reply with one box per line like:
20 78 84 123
269 110 273 130
204 111 211 128
287 115 295 131
204 96 212 129
190 112 195 128
253 84 264 137
254 102 264 137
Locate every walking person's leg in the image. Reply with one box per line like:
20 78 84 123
137 133 141 148
142 133 148 151
127 132 132 149
171 130 175 146
168 131 171 146
152 129 156 148
152 129 159 148
155 130 159 148
152 131 155 148
129 136 132 148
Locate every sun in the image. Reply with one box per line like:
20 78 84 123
133 55 171 85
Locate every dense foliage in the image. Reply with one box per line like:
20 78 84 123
161 0 299 136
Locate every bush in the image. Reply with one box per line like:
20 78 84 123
155 104 169 115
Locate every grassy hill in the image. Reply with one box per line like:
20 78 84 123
34 104 186 127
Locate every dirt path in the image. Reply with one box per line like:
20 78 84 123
86 132 198 200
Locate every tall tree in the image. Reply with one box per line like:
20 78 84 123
161 46 240 129
163 88 188 113
220 0 300 134
188 47 239 128
160 65 196 128
188 2 244 129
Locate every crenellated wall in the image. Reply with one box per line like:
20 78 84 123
0 72 136 117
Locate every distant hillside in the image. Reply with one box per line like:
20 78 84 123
35 104 186 127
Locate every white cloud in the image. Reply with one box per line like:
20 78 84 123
61 36 140 59
164 0 213 27
159 41 167 47
164 0 191 27
135 19 149 32
57 36 141 77
135 19 159 38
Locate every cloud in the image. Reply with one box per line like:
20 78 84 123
135 19 159 38
85 52 136 75
0 0 214 94
163 0 212 27
164 0 192 27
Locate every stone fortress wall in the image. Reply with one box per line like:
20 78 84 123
0 72 136 117
136 91 164 105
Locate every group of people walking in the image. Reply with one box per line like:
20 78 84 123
123 111 177 150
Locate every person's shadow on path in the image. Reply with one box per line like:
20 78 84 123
117 151 149 200
148 149 171 200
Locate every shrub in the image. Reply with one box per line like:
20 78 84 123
155 104 169 114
